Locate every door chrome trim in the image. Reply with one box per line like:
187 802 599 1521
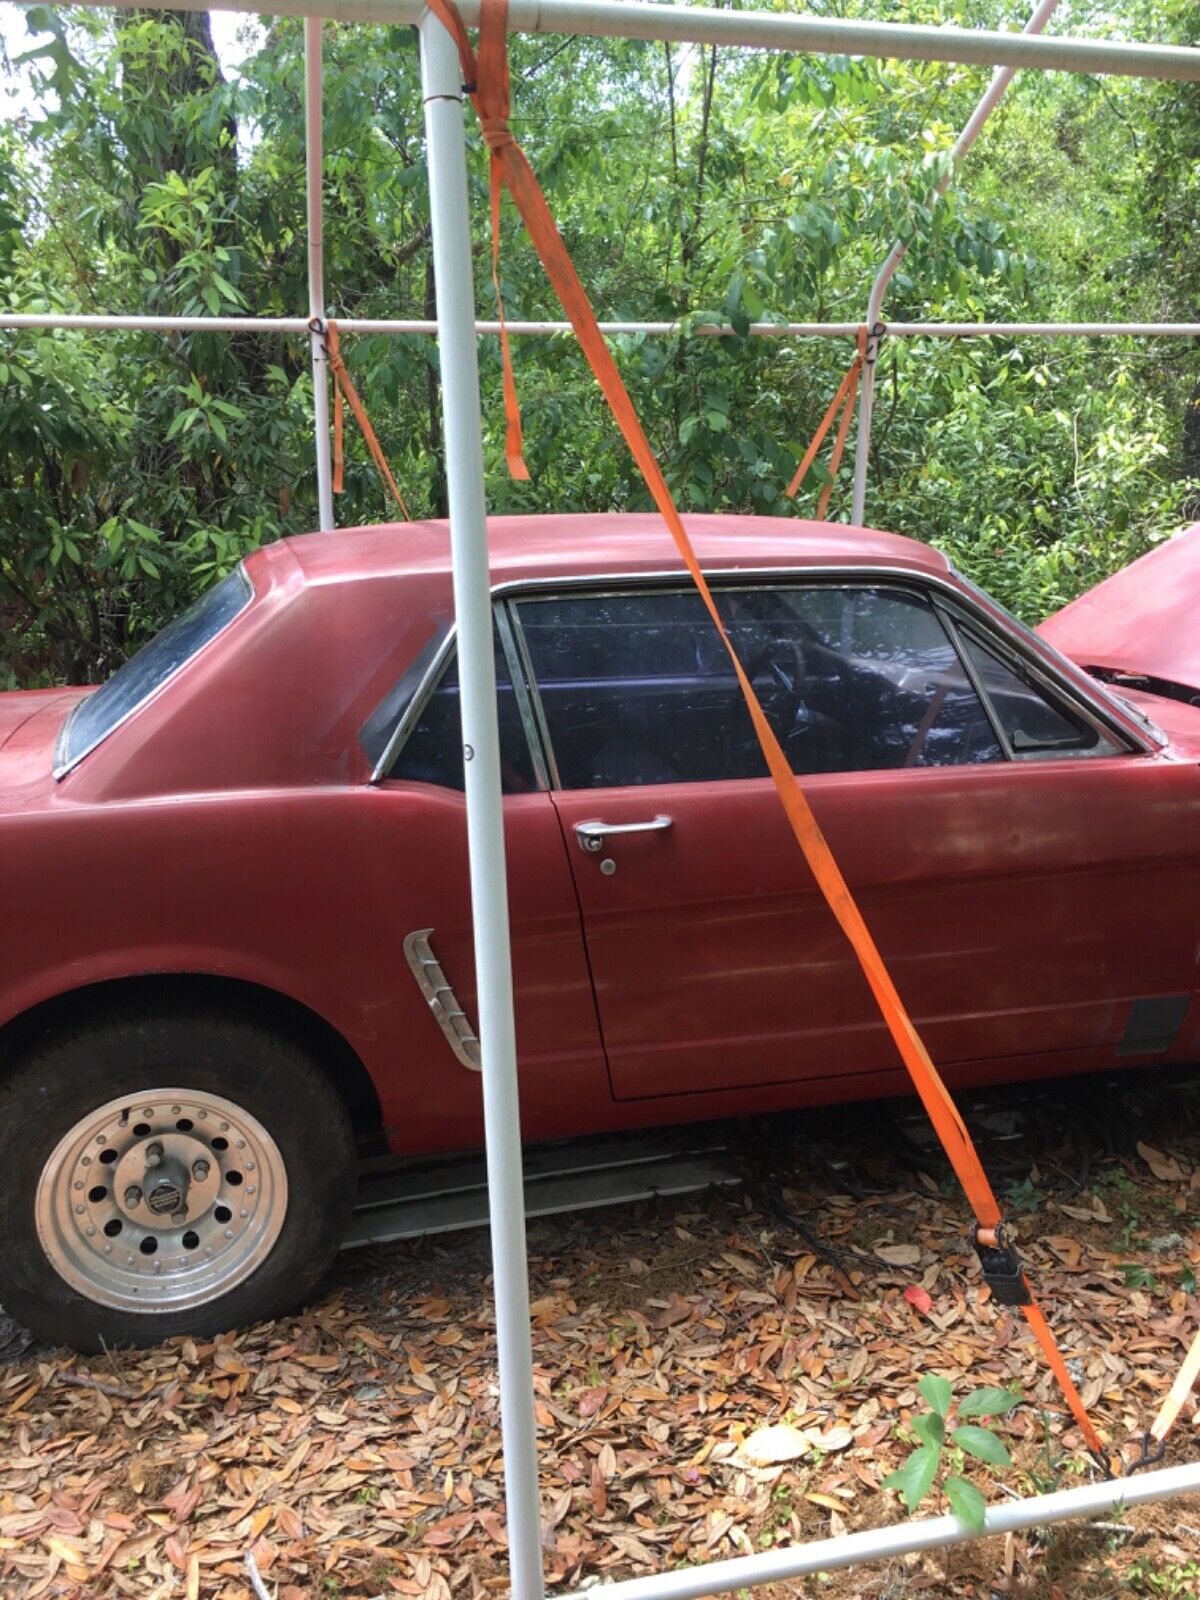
368 562 1153 786
371 630 457 783
403 928 482 1072
495 564 1151 758
495 599 555 791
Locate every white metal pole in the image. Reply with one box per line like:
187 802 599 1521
305 15 336 531
62 0 1200 81
417 15 545 1600
850 0 1061 525
552 1459 1200 1600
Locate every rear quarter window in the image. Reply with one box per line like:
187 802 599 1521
55 566 252 777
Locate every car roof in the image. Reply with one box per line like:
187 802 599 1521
254 513 951 590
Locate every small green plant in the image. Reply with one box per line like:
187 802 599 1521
1005 1176 1041 1216
1119 1263 1159 1291
1127 1556 1200 1597
882 1375 1019 1533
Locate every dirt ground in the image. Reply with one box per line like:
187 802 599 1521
4 1066 1200 1599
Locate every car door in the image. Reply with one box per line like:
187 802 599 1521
368 618 609 1146
510 577 1200 1103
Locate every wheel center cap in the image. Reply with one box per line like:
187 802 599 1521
113 1133 219 1228
147 1178 185 1216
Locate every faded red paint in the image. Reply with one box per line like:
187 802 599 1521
1 513 1197 1158
1039 523 1200 699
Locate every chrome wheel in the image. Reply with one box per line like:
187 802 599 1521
35 1088 288 1314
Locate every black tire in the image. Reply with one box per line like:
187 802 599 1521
0 1007 356 1351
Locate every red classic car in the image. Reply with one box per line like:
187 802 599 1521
1 513 1198 1350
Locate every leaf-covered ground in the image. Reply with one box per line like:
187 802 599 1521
4 1068 1200 1600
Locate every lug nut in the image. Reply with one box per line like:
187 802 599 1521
192 1159 210 1181
144 1142 163 1169
124 1185 143 1208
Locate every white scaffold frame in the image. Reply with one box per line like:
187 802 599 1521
8 4 1200 1595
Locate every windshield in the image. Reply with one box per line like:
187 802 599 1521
54 566 253 777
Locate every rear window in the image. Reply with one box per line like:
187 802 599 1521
55 566 252 777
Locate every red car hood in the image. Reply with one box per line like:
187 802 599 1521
1038 523 1200 701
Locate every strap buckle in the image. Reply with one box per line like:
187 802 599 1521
971 1222 1032 1308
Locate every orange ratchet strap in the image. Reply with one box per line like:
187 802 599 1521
319 319 412 520
786 325 869 515
428 0 1110 1465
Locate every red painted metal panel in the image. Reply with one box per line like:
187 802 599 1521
552 758 1200 1100
1 514 1197 1161
1039 523 1200 695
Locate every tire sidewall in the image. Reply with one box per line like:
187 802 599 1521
0 1012 356 1350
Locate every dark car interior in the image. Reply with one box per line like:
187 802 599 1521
385 582 1105 793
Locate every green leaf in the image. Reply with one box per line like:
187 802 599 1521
918 1374 952 1418
882 1444 940 1513
912 1411 944 1448
950 1425 1010 1466
957 1387 1019 1419
944 1476 986 1534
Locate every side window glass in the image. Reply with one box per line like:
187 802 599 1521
960 633 1113 757
515 585 1004 790
386 627 537 792
719 586 1004 774
517 591 729 788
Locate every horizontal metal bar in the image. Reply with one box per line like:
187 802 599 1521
0 314 317 334
5 314 1200 339
886 321 1200 338
60 0 1200 82
552 1460 1200 1600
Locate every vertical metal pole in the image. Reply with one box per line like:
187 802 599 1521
305 15 336 531
417 16 546 1600
850 0 1062 525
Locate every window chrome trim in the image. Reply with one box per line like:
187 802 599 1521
501 597 562 792
496 564 1150 763
368 562 1151 788
495 600 553 791
940 604 1120 760
951 570 1164 749
54 563 253 781
935 606 1015 760
369 608 552 789
369 627 458 783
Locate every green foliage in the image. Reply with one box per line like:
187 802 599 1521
883 1379 1019 1532
2 1 1198 684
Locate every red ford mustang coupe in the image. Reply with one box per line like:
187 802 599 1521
1 513 1198 1349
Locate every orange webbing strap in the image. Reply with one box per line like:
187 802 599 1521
428 0 1106 1463
322 320 413 520
786 327 867 515
478 7 529 480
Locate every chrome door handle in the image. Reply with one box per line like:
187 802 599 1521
574 816 673 854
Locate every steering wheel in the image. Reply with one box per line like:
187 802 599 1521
727 637 810 762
